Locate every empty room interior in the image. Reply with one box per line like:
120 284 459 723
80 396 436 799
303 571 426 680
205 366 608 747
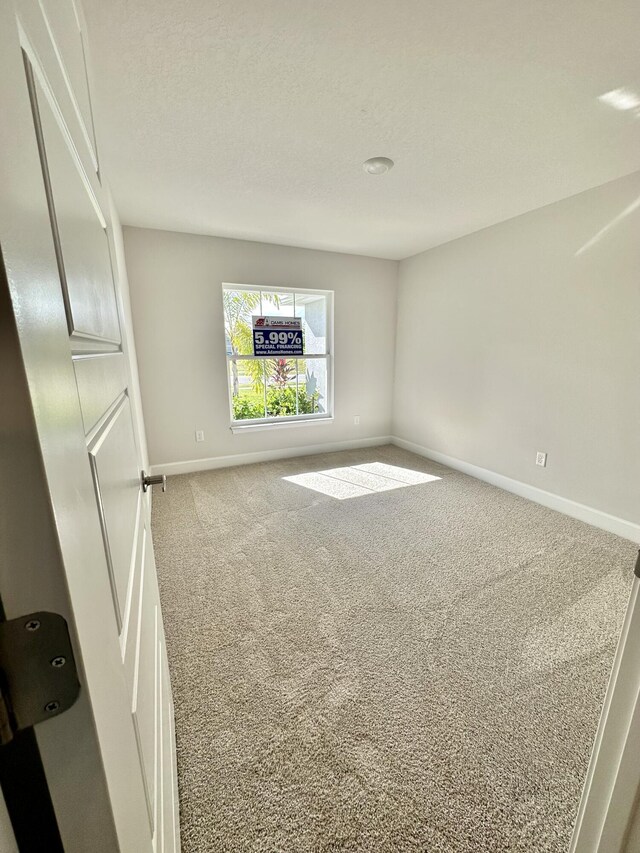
1 0 640 851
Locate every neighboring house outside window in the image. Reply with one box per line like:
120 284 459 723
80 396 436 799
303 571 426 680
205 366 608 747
222 283 333 427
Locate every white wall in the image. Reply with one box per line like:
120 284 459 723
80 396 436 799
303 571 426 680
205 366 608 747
393 170 640 525
124 227 398 469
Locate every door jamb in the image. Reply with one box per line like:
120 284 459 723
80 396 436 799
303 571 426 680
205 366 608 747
570 574 640 851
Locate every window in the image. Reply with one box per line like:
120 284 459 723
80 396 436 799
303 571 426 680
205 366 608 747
223 283 333 427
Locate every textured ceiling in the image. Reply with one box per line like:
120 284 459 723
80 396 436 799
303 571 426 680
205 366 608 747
83 0 640 259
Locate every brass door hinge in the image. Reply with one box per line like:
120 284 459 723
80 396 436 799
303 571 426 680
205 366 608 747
0 612 80 746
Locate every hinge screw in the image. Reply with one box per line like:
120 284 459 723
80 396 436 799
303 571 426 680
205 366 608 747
44 701 60 713
25 620 40 632
50 656 66 668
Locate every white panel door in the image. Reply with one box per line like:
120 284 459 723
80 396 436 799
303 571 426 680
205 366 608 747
0 0 179 849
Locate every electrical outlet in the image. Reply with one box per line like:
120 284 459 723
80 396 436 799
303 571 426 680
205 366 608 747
536 451 547 467
354 416 360 425
195 430 205 442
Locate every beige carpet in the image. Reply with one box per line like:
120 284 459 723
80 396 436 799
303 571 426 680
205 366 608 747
152 445 634 852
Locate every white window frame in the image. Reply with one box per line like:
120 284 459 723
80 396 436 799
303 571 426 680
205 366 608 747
222 282 334 431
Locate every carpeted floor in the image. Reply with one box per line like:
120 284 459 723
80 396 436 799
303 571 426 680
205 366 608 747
152 445 634 853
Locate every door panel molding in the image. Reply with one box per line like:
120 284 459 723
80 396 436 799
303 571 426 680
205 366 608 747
161 647 177 853
27 67 120 343
70 330 121 353
88 393 140 626
121 488 143 659
132 530 159 832
38 0 98 172
15 4 99 182
18 21 104 223
73 351 127 435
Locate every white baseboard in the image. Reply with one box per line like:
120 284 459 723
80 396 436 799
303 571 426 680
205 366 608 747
392 436 640 544
150 435 393 477
149 433 639 543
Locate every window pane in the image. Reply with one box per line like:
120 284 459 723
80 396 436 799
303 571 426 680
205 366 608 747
299 358 328 414
229 359 266 420
261 291 294 317
295 293 327 355
265 357 299 417
223 288 260 356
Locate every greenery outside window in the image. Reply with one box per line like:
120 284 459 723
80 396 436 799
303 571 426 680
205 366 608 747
223 283 333 427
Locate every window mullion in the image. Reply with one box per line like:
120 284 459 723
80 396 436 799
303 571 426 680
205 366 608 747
293 293 299 416
262 359 267 418
231 354 328 361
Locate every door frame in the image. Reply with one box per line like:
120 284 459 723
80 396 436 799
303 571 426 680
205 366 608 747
570 573 640 851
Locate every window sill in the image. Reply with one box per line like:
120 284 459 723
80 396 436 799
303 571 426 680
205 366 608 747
230 416 334 434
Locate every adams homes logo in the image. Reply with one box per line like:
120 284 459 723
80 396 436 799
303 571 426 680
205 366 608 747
252 316 302 329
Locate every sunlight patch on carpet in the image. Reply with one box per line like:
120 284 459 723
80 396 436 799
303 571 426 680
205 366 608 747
283 463 441 500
